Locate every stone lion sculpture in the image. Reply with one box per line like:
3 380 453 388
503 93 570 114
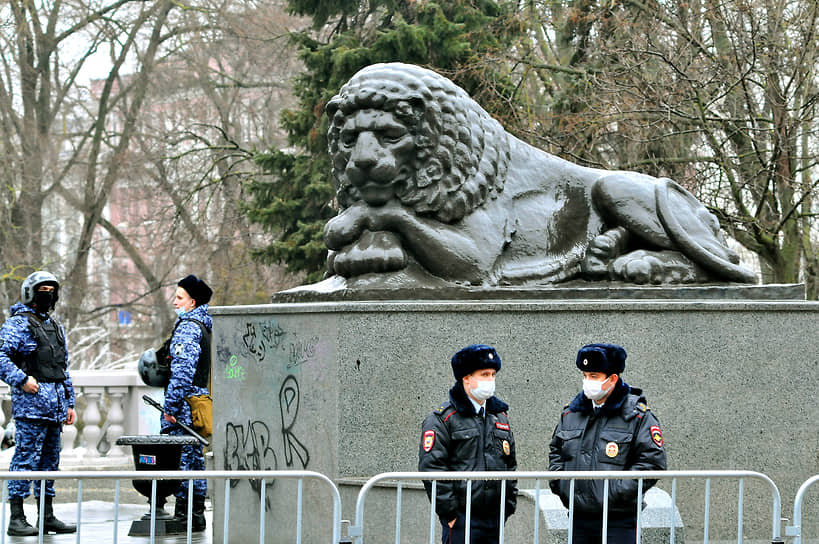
320 62 756 287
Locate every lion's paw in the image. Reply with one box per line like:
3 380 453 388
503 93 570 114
610 250 710 284
580 227 630 278
329 230 408 277
324 202 372 250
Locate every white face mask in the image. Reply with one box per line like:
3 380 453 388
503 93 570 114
583 377 613 401
470 379 496 401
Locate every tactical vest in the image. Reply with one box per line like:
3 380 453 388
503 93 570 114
157 319 211 388
14 312 68 383
189 320 211 388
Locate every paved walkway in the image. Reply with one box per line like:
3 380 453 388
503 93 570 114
0 501 212 543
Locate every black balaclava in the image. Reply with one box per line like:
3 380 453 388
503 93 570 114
33 289 55 313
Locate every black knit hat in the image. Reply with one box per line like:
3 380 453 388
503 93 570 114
576 343 626 375
177 274 213 306
451 344 502 381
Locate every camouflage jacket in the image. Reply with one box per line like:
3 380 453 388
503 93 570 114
0 302 75 423
161 304 211 430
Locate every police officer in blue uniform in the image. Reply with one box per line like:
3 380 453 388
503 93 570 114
162 274 212 532
419 344 517 544
0 271 77 536
549 343 667 544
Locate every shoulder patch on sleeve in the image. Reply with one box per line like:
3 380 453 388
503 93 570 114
650 425 663 447
422 430 435 452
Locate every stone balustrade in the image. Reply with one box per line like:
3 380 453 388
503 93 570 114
0 370 159 468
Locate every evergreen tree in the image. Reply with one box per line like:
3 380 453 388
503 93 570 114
244 1 524 282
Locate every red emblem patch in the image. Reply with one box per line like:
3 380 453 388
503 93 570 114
495 422 510 431
423 430 435 452
650 425 663 447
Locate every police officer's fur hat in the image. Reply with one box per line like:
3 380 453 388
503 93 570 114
576 343 626 375
178 274 213 306
451 344 501 381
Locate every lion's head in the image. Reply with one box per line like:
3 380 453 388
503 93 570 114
326 63 510 223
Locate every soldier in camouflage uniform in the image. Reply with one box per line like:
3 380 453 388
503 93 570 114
162 274 212 532
0 271 77 536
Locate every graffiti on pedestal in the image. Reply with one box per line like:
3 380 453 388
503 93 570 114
280 375 310 468
224 419 278 508
225 355 246 381
220 318 321 510
241 320 286 362
224 373 311 509
239 319 320 370
288 337 319 369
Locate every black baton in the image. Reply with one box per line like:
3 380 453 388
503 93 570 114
142 394 209 447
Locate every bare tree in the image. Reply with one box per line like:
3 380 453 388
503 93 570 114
129 0 306 309
0 0 182 320
513 0 819 297
0 0 306 367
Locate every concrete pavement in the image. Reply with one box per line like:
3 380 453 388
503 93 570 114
0 500 212 543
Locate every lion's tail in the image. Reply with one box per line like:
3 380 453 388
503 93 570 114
654 178 758 283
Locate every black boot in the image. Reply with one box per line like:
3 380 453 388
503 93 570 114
191 495 206 532
37 496 76 534
173 496 188 522
173 496 205 532
7 497 38 536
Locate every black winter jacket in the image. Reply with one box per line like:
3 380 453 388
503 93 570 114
418 382 518 522
548 379 667 520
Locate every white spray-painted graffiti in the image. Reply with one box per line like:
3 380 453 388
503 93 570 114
288 337 319 368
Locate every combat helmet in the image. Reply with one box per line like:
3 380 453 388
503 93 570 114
138 349 171 388
21 271 60 308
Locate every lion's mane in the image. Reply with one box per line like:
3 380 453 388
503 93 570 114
326 63 511 223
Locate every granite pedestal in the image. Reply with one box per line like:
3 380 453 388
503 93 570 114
209 288 818 543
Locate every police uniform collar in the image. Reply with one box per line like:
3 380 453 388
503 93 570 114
468 396 484 415
449 381 509 415
569 378 631 415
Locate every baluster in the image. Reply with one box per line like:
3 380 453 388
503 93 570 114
59 386 77 457
105 387 128 457
81 388 104 457
61 418 78 457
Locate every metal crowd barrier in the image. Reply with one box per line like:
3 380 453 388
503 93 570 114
0 469 342 544
350 470 783 544
0 469 803 543
786 474 819 544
